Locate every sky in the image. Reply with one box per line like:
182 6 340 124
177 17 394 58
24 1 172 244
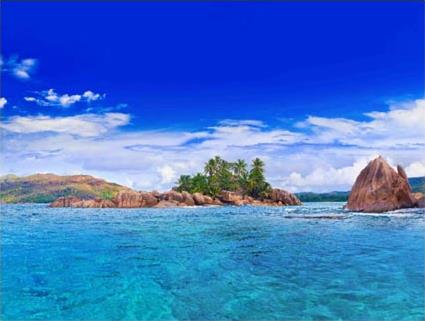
1 1 424 192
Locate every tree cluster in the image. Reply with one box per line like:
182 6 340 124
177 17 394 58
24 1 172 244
175 156 271 198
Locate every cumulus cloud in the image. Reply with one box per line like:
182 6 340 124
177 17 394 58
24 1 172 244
1 56 38 80
405 161 425 178
158 165 177 184
0 113 130 137
300 98 425 148
24 88 105 107
82 90 105 102
0 97 7 108
1 98 424 192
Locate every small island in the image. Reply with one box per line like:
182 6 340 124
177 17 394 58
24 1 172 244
49 156 302 208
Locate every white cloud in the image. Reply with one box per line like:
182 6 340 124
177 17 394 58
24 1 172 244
301 98 425 148
0 97 7 108
82 90 105 102
0 113 130 137
1 56 38 80
158 165 177 184
1 98 424 192
25 88 105 107
280 157 376 193
405 161 425 178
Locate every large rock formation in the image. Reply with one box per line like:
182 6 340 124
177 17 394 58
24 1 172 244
346 156 419 212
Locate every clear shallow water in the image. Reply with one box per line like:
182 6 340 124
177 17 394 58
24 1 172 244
1 203 424 321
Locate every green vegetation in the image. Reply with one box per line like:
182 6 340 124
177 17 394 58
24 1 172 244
0 174 129 203
175 156 271 198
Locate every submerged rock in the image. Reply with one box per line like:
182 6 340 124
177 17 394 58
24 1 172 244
346 156 416 212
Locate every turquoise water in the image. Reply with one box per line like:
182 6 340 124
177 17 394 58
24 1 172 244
1 203 424 320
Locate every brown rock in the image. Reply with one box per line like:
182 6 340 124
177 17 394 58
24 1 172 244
412 192 425 208
211 198 223 205
192 193 205 205
75 199 116 208
159 191 184 203
220 191 243 205
140 192 159 207
114 190 159 208
114 190 142 207
203 195 215 205
270 189 302 205
49 196 82 207
181 191 195 206
154 200 181 208
346 156 416 212
49 196 116 208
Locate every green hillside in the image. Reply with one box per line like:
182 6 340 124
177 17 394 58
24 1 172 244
0 174 130 203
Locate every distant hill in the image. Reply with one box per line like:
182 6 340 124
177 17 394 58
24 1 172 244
296 191 349 202
0 174 131 203
296 177 424 202
409 177 425 193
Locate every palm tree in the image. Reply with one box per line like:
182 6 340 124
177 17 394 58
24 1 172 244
176 175 192 192
248 158 269 198
204 158 217 177
252 158 265 171
233 159 248 176
232 159 248 193
191 173 209 194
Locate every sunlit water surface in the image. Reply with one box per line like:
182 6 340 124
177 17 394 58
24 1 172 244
1 203 424 320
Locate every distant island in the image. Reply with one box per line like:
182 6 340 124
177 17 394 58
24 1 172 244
0 157 302 208
0 173 131 203
175 156 272 199
1 156 424 206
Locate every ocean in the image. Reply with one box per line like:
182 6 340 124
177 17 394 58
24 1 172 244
1 203 424 320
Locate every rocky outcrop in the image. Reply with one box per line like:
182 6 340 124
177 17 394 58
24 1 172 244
50 196 82 207
114 191 158 208
154 200 181 208
181 191 195 206
412 193 425 208
49 197 115 208
220 191 245 205
270 189 302 205
346 156 418 212
192 193 217 205
50 188 301 208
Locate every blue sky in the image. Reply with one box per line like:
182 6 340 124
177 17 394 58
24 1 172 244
1 2 424 192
